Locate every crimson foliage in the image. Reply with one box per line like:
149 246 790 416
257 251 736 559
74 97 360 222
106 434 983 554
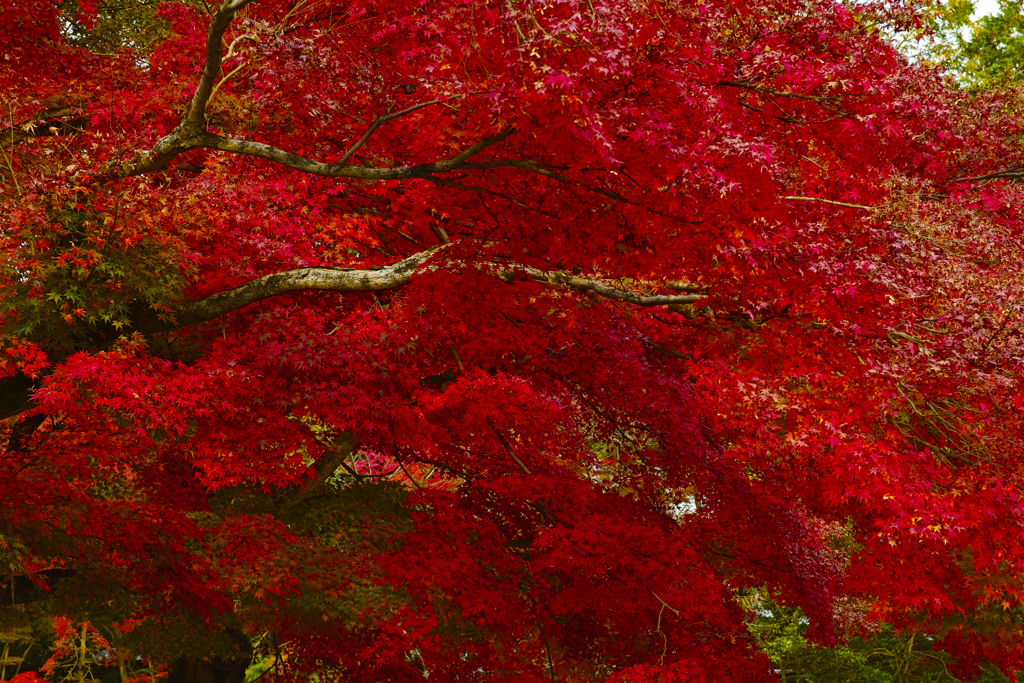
2 0 1024 681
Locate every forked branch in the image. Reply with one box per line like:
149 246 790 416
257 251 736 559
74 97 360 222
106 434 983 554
185 0 256 128
101 0 535 187
339 98 458 164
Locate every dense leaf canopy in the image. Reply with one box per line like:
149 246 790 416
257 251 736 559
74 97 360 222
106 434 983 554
2 0 1024 681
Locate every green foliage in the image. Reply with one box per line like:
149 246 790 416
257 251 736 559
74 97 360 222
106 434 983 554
58 0 206 55
1 197 187 350
748 599 1006 682
919 0 1024 88
958 1 1024 86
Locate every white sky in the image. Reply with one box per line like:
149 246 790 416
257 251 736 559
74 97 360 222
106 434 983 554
972 0 1001 18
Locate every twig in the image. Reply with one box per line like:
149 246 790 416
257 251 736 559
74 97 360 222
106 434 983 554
450 345 466 373
489 422 532 475
648 588 680 616
425 175 556 216
339 99 453 164
978 302 1016 355
782 195 874 211
538 624 556 683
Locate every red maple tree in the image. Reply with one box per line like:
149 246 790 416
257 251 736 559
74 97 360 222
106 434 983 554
2 0 1024 681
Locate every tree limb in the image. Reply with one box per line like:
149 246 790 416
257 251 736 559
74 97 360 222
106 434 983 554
502 265 707 307
159 249 706 330
949 166 1024 184
425 174 556 216
140 247 445 332
1 249 707 420
111 126 530 181
185 0 256 128
282 430 359 508
87 0 547 207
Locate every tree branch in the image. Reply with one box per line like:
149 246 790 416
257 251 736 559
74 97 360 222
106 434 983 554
185 0 256 128
425 174 555 216
501 265 707 307
783 195 874 211
139 247 445 332
338 99 458 164
949 166 1024 184
140 247 705 333
113 127 528 181
1 249 707 420
282 431 359 508
90 1 546 201
717 81 854 119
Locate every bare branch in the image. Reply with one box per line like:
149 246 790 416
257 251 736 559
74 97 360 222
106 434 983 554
718 81 855 119
504 161 631 203
425 175 556 216
783 195 874 211
338 99 459 164
282 430 359 508
664 281 706 293
90 3 546 202
448 127 517 165
150 247 705 332
949 166 1024 184
2 107 86 149
490 423 533 475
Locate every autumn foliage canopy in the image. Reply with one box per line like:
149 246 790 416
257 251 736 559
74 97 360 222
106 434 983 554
3 0 1024 680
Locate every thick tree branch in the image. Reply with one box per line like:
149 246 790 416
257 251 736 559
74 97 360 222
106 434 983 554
100 1 256 177
186 0 256 128
282 430 359 508
91 0 547 200
1 250 706 421
88 1 526 181
113 126 529 181
138 248 444 332
207 431 360 517
502 265 707 307
150 248 706 333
